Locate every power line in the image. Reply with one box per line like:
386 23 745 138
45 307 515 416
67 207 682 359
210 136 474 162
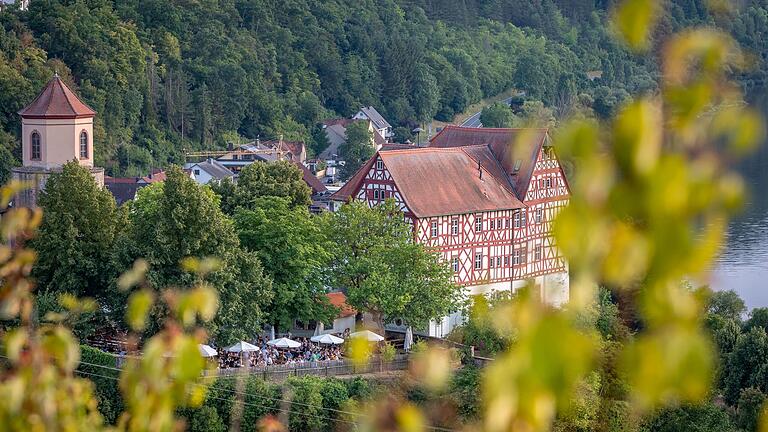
1 354 458 432
72 369 359 426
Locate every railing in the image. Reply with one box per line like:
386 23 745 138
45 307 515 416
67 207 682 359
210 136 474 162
212 355 409 382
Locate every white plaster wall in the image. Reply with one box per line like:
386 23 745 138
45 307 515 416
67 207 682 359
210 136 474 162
22 117 93 169
330 315 356 334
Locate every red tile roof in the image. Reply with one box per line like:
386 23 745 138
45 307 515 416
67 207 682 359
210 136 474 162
291 160 327 194
333 146 525 218
140 170 166 183
430 126 550 199
327 292 356 318
260 139 306 161
18 73 96 119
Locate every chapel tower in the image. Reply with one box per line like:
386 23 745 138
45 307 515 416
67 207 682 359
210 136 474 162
12 73 104 207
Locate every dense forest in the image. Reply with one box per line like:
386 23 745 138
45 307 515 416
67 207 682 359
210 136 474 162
0 0 766 176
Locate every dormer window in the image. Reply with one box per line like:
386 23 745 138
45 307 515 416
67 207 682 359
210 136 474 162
31 131 41 160
79 131 88 159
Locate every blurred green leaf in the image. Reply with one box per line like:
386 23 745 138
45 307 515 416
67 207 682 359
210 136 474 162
126 289 154 331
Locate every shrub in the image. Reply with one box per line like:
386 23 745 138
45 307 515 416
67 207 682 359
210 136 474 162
79 345 123 424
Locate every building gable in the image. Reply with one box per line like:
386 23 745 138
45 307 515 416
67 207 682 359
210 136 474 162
353 155 412 216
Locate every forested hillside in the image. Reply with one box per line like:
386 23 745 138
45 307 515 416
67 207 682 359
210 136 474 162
0 0 765 176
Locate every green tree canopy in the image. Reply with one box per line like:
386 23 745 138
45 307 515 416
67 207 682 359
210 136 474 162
480 102 516 128
707 290 746 322
324 200 460 329
339 122 374 181
31 161 123 313
213 161 311 213
234 197 335 331
116 166 272 342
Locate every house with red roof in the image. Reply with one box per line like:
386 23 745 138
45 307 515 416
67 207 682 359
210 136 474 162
331 125 570 337
319 118 385 160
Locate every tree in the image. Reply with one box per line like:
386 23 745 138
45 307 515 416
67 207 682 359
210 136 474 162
339 121 374 181
707 290 746 321
411 66 440 122
231 161 311 211
116 166 272 342
480 102 516 127
31 161 123 318
722 326 768 404
325 200 460 330
234 197 335 332
186 406 225 432
640 403 736 432
736 387 765 432
0 130 18 184
744 308 768 332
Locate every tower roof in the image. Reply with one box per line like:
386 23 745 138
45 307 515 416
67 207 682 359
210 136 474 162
18 73 96 119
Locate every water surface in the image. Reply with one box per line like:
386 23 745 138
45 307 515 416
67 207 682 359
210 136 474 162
711 94 768 309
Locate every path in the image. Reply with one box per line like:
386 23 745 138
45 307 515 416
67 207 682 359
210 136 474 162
460 96 516 128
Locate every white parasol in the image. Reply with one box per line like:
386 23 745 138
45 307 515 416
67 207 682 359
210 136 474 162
199 344 218 357
225 341 260 353
404 327 414 352
267 337 302 349
310 333 344 345
350 330 385 342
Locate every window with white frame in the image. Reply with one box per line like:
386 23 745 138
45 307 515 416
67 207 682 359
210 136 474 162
490 219 495 230
546 177 552 188
535 208 543 224
475 214 483 232
431 220 438 237
474 252 482 270
490 256 495 268
521 210 527 227
505 218 510 229
513 249 521 265
451 218 459 235
535 244 542 261
452 257 459 272
496 256 501 267
373 189 380 200
376 159 383 170
504 256 509 266
513 211 520 228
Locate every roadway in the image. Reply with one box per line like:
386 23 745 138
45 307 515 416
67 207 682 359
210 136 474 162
459 96 516 128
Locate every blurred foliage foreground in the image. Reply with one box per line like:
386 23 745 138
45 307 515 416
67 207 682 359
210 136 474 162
1 0 768 431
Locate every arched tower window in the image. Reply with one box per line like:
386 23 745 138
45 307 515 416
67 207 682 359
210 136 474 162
79 131 88 159
31 131 41 160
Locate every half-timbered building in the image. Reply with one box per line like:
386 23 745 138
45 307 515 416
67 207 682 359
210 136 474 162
332 126 570 336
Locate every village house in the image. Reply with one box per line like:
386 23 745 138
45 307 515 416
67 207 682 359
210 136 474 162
319 118 385 160
291 292 358 337
331 126 570 337
0 0 29 11
352 106 393 141
105 169 193 205
184 159 235 185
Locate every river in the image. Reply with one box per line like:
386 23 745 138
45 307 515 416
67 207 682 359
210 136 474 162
711 93 768 310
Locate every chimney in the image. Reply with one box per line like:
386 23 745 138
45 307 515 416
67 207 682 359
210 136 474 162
227 141 234 151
